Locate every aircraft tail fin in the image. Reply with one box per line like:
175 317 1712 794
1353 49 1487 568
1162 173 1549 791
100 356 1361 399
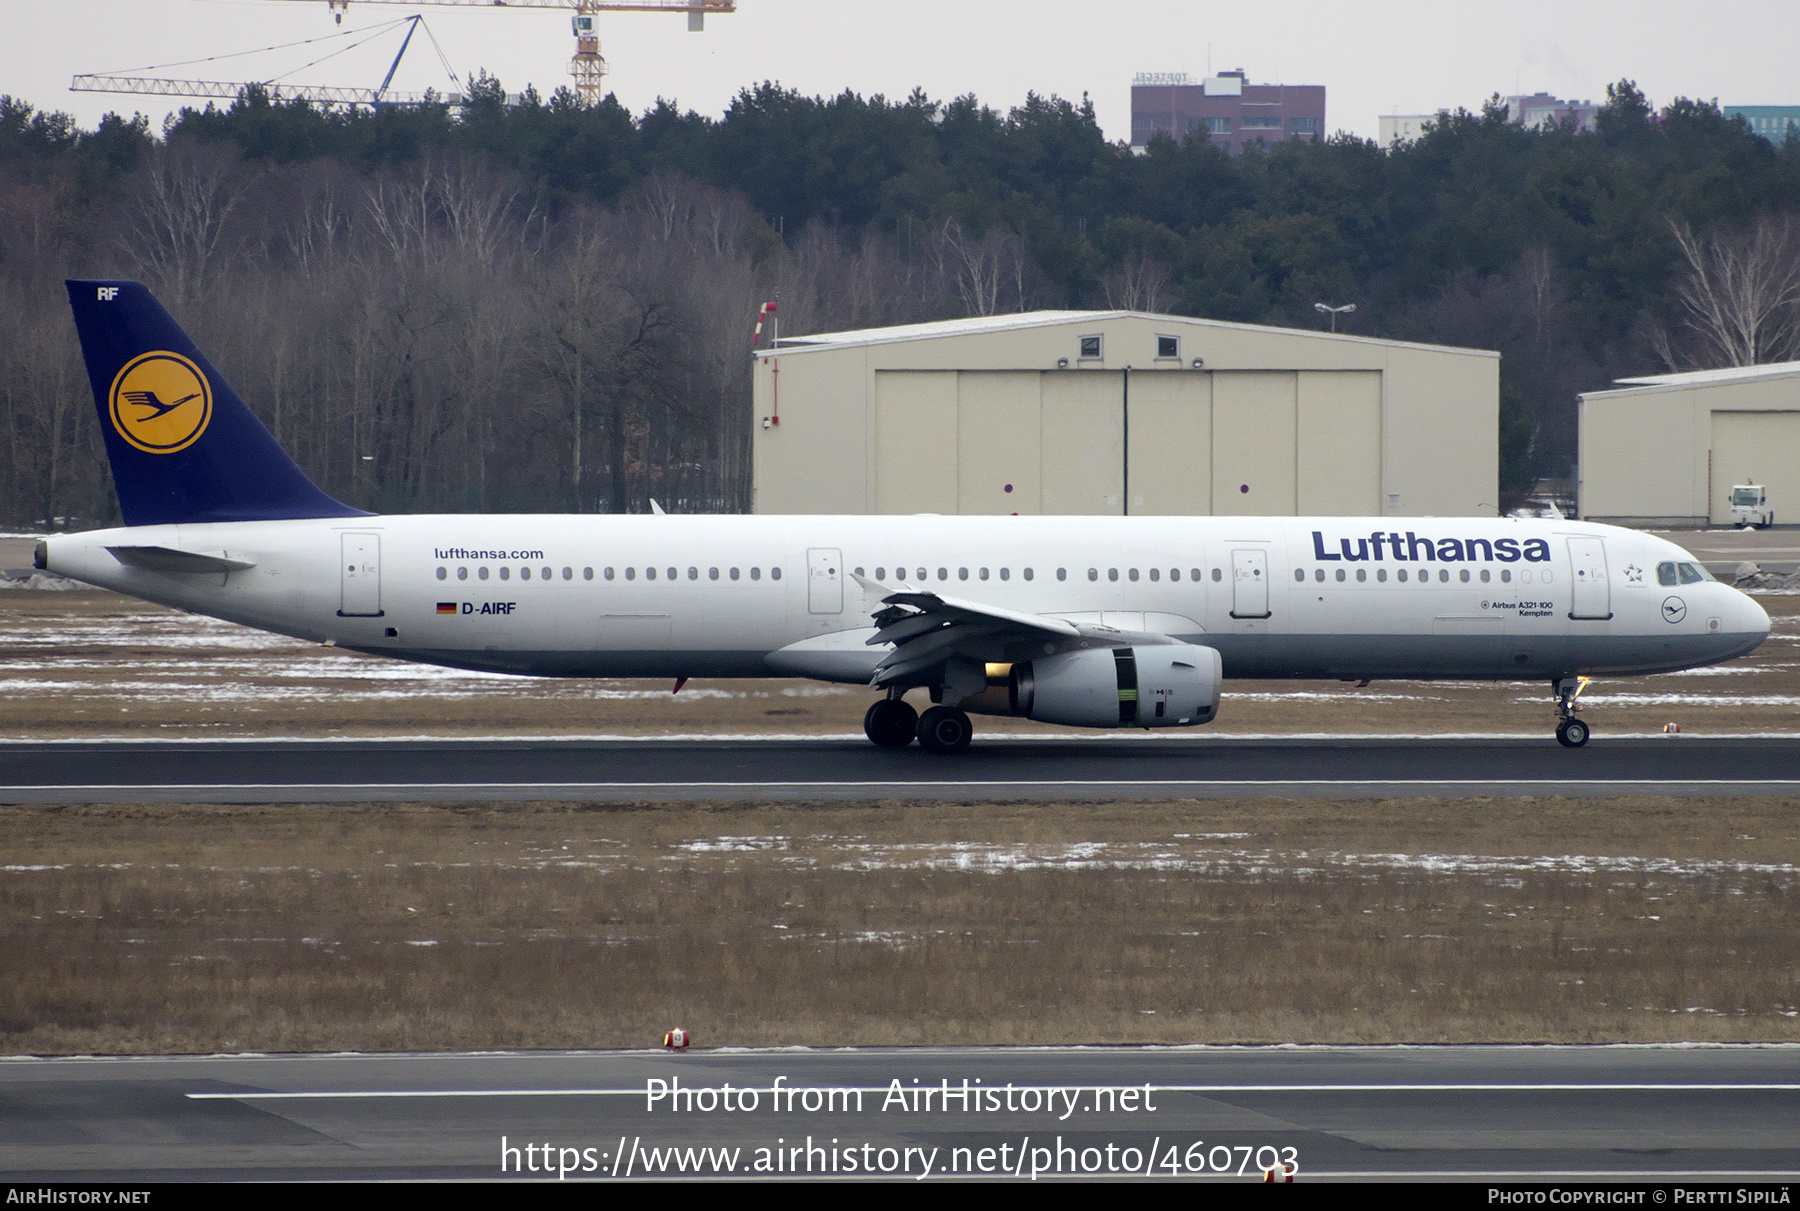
65 280 367 526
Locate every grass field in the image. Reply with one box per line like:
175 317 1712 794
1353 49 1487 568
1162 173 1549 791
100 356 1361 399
2 795 1796 1055
0 590 1797 739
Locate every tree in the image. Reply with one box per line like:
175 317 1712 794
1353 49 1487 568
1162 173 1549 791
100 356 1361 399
1654 215 1800 368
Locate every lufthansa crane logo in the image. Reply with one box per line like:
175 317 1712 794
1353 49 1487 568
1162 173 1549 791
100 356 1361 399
107 351 213 454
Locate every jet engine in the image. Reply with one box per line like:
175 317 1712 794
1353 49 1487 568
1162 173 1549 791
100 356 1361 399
1007 643 1221 728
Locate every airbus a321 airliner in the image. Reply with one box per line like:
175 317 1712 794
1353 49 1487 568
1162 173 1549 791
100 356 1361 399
35 281 1769 752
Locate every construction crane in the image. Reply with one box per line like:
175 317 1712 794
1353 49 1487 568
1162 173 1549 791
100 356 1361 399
72 15 459 110
272 1 737 105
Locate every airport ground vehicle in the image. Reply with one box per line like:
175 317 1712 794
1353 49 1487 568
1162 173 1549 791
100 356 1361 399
1731 484 1774 528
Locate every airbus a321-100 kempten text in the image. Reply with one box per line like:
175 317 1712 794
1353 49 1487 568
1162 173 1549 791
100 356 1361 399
37 281 1770 752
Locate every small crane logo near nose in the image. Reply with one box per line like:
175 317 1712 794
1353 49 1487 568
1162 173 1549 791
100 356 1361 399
1662 596 1687 623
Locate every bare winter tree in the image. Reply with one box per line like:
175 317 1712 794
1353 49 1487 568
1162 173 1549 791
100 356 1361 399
121 140 245 308
1101 252 1172 312
1654 215 1800 369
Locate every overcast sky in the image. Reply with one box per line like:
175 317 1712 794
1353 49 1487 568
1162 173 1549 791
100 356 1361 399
6 0 1798 144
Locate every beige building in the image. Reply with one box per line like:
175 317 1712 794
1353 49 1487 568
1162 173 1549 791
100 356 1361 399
750 311 1498 518
1579 361 1800 527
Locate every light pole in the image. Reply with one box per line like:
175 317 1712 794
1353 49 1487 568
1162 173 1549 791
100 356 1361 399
1314 301 1356 333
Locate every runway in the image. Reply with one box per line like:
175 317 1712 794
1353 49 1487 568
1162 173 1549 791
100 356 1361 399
2 1046 1797 1181
3 735 1800 802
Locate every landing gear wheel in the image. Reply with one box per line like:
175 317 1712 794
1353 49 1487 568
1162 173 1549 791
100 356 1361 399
863 698 918 748
916 705 973 754
1556 718 1590 748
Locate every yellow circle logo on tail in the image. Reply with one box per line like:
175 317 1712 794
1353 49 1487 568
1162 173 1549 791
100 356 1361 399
108 351 213 454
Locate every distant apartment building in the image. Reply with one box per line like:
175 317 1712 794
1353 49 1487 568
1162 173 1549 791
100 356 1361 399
1378 92 1597 151
1130 69 1325 154
1725 106 1800 143
1502 92 1600 132
1378 113 1444 148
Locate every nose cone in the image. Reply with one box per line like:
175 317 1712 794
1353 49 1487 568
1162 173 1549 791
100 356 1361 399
1730 583 1771 645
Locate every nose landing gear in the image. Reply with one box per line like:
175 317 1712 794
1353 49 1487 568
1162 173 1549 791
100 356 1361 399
1554 677 1591 747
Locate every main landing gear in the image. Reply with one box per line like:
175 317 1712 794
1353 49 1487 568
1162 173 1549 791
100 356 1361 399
1553 676 1590 748
862 694 973 753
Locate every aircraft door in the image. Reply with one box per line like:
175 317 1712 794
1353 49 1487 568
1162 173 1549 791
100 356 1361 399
1568 537 1612 620
1230 548 1270 619
807 547 843 614
339 533 382 617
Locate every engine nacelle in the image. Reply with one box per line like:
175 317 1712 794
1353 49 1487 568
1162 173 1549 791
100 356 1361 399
1009 644 1221 729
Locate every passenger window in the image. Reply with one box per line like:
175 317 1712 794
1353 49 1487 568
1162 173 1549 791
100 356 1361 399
750 568 761 580
646 567 656 581
1377 569 1387 582
875 567 885 580
1058 568 1068 581
1501 569 1511 583
916 568 926 581
771 567 782 581
1439 569 1450 583
1089 569 1099 581
1170 568 1180 581
1521 570 1532 584
543 567 552 580
688 567 698 580
1356 568 1366 582
1542 571 1553 583
1021 568 1031 581
502 567 513 581
730 568 740 580
436 567 446 580
562 567 572 580
1128 569 1139 582
959 568 969 581
479 567 489 580
1679 563 1704 584
979 568 988 580
583 567 593 580
1294 568 1306 583
1657 562 1678 586
1108 569 1119 582
1211 568 1222 582
1479 569 1489 583
1336 568 1346 582
520 568 530 580
1459 569 1469 583
1150 568 1160 582
1314 568 1325 583
1001 568 1012 581
937 567 947 581
457 567 468 581
1397 569 1407 582
626 568 636 580
711 567 721 580
667 567 677 580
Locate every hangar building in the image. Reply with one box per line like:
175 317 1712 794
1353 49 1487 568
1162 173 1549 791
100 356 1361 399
750 311 1498 518
1578 361 1800 527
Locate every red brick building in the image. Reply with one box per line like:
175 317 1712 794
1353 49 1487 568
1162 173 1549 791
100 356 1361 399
1130 69 1326 154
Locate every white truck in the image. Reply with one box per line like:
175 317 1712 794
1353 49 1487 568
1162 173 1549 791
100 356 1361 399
1731 484 1774 528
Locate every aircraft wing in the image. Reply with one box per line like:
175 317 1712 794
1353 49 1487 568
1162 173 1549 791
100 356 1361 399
855 573 1083 691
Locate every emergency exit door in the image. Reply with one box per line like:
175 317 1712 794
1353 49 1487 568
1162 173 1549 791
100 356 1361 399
807 547 843 614
339 533 383 617
1230 548 1270 619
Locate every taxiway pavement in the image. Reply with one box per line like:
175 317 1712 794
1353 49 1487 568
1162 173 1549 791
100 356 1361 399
2 736 1799 802
2 1046 1797 1181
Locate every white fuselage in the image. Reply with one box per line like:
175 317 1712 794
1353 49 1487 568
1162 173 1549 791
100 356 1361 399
42 514 1768 696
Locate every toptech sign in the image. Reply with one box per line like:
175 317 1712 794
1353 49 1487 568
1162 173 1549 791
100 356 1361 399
1311 531 1553 564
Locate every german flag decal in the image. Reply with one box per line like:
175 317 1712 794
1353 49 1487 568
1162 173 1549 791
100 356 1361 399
436 602 457 615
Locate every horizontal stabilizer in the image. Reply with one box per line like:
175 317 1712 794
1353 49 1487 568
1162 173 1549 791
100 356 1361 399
107 545 257 574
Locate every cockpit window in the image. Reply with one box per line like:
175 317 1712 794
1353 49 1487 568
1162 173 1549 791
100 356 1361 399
1678 562 1709 584
1657 562 1678 586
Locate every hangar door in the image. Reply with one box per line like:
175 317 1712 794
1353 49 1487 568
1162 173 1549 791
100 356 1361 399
1710 411 1800 525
